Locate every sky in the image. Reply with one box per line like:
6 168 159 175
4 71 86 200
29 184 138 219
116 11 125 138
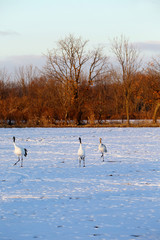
0 0 160 74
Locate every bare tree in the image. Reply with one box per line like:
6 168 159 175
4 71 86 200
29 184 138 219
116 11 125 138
147 56 160 123
151 55 160 74
14 65 40 95
111 35 141 125
43 34 108 124
0 68 10 100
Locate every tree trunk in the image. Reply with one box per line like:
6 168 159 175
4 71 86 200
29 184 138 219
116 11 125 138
153 102 160 123
126 97 130 126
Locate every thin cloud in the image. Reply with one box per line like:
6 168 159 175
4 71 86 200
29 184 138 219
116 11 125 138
0 55 46 74
0 30 20 36
134 41 160 52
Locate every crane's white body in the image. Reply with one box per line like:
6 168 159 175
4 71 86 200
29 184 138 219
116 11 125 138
13 137 27 167
99 138 107 161
78 137 85 167
14 143 23 156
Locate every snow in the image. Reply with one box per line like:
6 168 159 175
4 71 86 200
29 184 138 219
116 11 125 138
0 127 160 240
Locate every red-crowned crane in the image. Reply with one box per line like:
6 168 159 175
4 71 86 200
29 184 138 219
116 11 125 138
13 136 27 167
99 138 107 161
78 137 85 167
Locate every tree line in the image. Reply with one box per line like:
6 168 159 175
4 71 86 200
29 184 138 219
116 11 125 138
0 35 160 126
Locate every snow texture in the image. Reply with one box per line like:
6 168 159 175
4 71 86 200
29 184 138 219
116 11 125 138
0 127 160 240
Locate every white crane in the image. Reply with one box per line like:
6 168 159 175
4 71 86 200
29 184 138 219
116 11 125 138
78 137 85 167
99 138 107 161
13 136 27 167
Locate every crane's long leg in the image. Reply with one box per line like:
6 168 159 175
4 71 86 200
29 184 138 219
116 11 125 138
83 157 85 167
101 153 104 162
14 157 20 166
21 157 23 167
79 157 81 167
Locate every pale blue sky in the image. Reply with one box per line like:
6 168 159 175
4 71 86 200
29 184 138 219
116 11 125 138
1 0 160 72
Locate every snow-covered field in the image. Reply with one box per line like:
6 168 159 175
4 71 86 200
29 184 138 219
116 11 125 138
0 127 160 240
